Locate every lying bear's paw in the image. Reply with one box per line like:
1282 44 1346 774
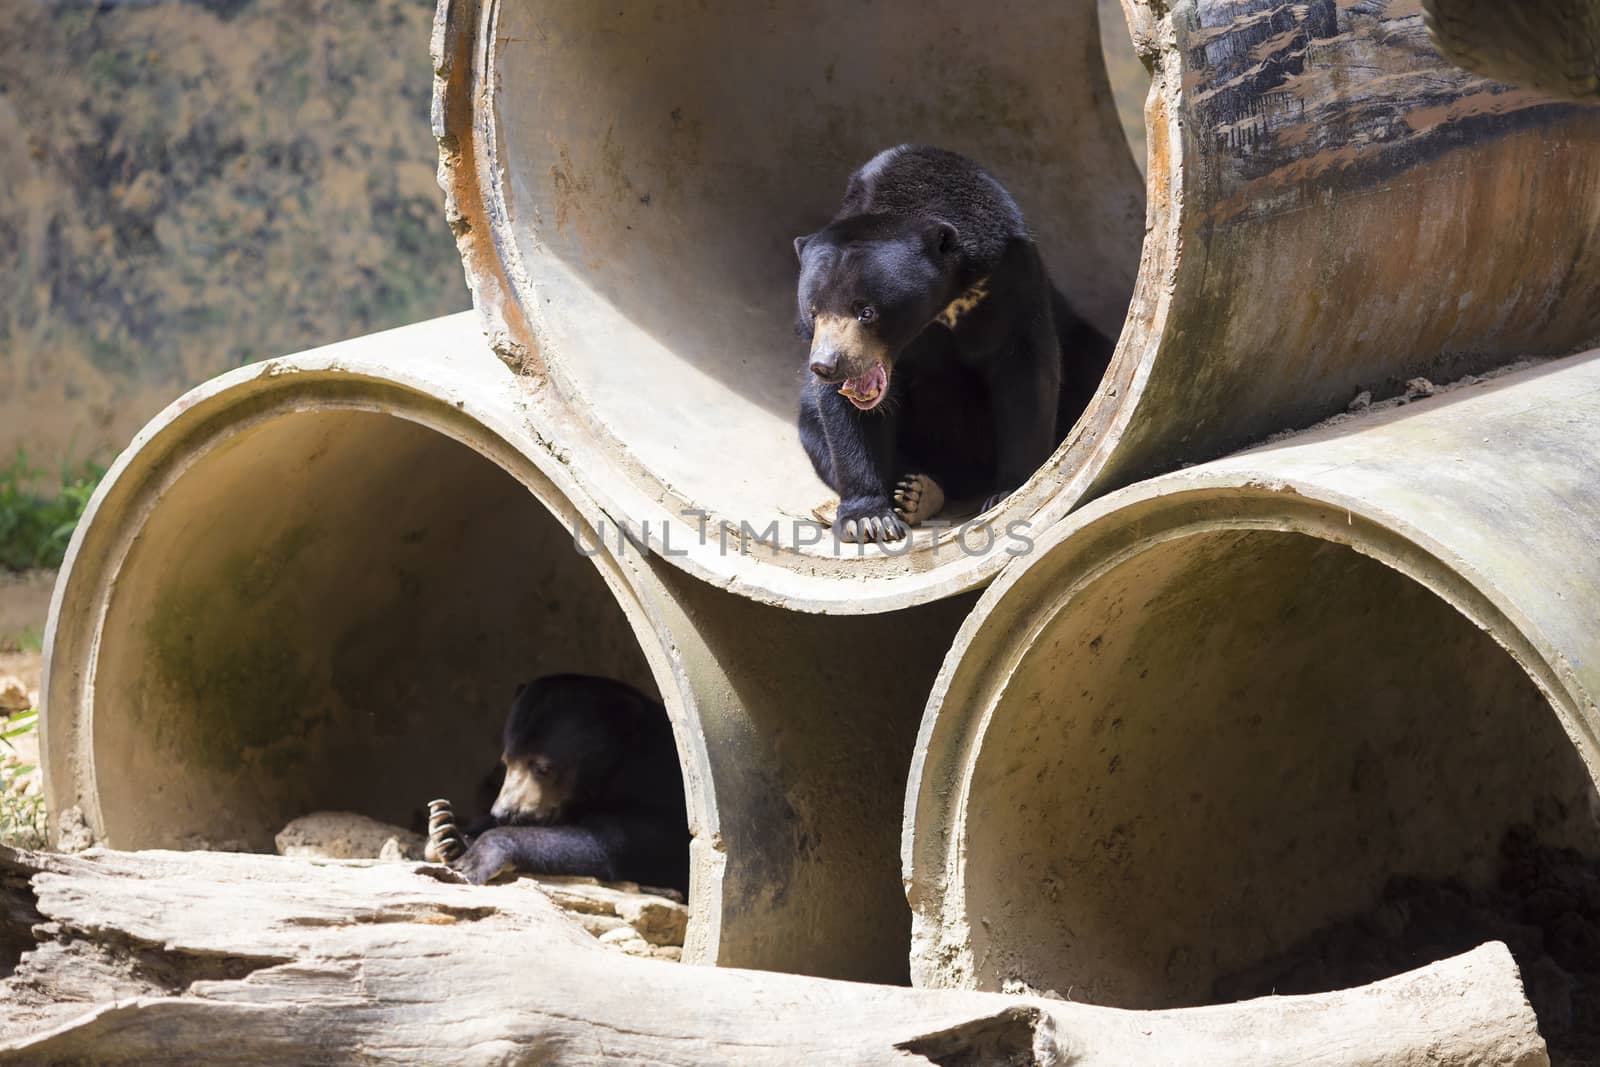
835 500 907 543
893 473 947 526
453 828 517 885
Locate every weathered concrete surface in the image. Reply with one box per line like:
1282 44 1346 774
42 314 970 983
1425 0 1600 100
0 846 1550 1067
436 0 1600 611
904 351 1600 1008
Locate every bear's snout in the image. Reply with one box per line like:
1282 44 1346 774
492 756 567 825
809 314 887 383
809 345 844 382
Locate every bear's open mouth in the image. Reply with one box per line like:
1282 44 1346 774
839 363 889 411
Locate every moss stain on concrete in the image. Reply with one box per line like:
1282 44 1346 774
141 522 324 773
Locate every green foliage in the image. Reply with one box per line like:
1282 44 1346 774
0 449 106 572
1 710 38 752
0 711 46 850
0 626 44 655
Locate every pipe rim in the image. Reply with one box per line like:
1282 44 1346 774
432 0 1170 613
40 323 727 963
903 473 1600 988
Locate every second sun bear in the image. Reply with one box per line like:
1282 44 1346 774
452 674 689 894
794 145 1113 543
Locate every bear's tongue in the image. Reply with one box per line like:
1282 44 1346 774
839 363 888 411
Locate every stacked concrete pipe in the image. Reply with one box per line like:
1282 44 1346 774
40 315 973 983
38 0 1600 1005
434 0 1600 611
904 350 1600 1006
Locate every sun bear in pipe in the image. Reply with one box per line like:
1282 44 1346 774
452 674 690 894
794 145 1114 543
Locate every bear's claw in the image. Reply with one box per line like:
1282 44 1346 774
893 473 947 526
837 509 906 543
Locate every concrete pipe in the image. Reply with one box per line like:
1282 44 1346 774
1424 0 1600 101
434 0 1600 612
904 350 1600 1007
41 314 972 983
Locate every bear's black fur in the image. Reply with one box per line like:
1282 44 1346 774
452 674 689 894
794 145 1113 542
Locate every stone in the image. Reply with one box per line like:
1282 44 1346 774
0 676 29 713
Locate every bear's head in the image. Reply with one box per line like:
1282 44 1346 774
794 214 960 411
490 676 633 825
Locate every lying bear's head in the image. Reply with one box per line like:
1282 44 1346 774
490 675 631 825
794 214 960 411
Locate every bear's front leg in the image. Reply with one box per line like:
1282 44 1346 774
801 378 907 542
452 825 617 885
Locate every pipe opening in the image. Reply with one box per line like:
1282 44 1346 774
958 529 1600 1015
485 0 1146 552
88 408 686 877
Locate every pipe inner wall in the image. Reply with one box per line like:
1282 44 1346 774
438 0 1600 610
88 408 657 849
906 353 1600 1010
955 528 1599 1007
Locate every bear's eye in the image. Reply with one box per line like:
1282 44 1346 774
808 304 817 318
533 758 553 778
857 305 877 325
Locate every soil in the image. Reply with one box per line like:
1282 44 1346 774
1214 824 1600 1066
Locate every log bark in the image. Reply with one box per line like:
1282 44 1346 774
0 847 1549 1066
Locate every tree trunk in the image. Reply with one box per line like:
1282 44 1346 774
0 846 1549 1066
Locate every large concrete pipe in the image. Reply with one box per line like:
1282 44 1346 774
41 314 972 983
1424 0 1600 101
903 350 1600 1010
434 0 1600 611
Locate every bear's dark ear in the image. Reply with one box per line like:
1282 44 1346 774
793 234 813 261
925 219 959 257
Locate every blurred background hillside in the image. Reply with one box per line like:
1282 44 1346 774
0 0 470 484
0 0 1148 491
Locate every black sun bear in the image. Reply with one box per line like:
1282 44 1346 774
794 145 1113 542
451 674 690 894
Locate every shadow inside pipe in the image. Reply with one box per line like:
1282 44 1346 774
484 0 1147 539
87 410 690 896
959 529 1600 1050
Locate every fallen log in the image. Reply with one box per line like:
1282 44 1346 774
0 847 1549 1066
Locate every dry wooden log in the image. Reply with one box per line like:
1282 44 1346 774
0 846 1549 1066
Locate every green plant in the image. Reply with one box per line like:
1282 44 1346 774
0 448 106 572
0 710 46 850
0 625 44 655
